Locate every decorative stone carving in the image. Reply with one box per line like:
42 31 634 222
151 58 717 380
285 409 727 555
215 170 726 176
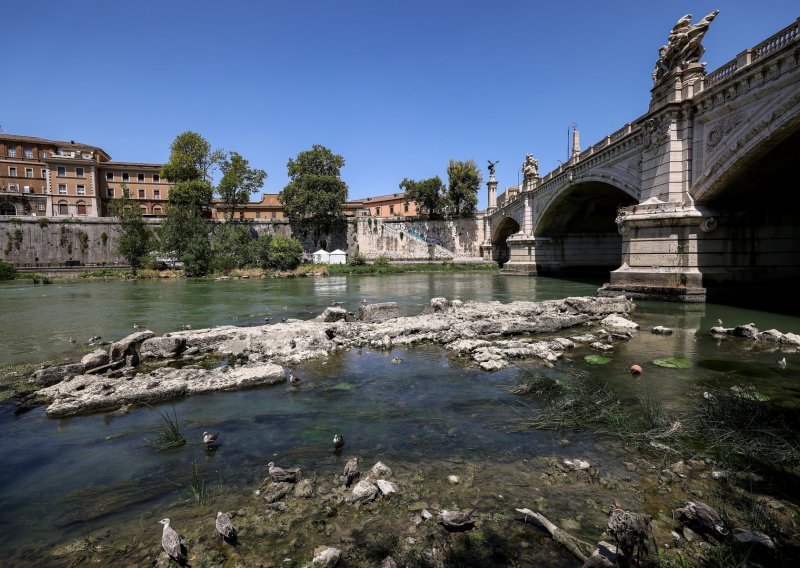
653 10 720 85
615 212 631 236
641 117 670 152
700 216 718 232
706 112 748 152
522 154 539 180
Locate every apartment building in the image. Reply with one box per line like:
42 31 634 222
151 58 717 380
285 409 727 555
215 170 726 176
0 134 171 218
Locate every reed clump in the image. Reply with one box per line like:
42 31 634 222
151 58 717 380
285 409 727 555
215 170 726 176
144 406 186 450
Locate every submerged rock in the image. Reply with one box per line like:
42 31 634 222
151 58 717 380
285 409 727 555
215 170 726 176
651 326 673 335
600 315 639 331
355 302 399 323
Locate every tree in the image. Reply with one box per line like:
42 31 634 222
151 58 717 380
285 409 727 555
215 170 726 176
446 159 481 217
181 232 212 276
267 235 304 270
160 131 224 183
247 233 273 269
399 176 445 218
110 187 151 274
218 151 267 221
159 179 213 258
279 145 348 223
210 223 254 269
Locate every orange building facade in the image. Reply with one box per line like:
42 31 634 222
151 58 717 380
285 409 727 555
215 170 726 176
0 134 172 218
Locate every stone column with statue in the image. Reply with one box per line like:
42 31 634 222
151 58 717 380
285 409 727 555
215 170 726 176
522 154 539 192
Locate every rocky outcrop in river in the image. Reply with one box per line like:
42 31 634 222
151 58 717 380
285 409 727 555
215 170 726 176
33 295 633 416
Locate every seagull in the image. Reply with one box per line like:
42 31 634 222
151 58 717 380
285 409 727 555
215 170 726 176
159 518 187 566
133 322 140 329
203 431 219 450
607 501 651 566
264 316 271 323
778 357 787 369
215 511 237 544
333 433 344 450
288 370 299 385
281 317 287 323
716 319 723 327
361 298 368 306
343 456 359 487
267 461 298 483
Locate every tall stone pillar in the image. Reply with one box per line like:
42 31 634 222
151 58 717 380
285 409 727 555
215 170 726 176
487 176 497 212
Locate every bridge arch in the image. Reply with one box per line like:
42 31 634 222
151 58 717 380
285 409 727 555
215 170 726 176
531 178 638 274
491 216 520 266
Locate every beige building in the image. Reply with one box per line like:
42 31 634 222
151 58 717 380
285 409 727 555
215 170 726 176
0 134 171 218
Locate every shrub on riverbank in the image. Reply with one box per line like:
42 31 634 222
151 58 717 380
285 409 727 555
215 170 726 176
0 261 16 280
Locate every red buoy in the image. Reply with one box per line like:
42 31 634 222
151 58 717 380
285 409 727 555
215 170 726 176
630 364 643 375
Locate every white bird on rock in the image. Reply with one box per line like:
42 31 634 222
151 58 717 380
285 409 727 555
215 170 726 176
159 518 187 566
215 511 237 544
267 461 298 483
778 357 787 369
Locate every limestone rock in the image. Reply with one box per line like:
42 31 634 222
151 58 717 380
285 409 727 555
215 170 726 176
294 478 315 498
601 315 640 330
733 323 759 338
262 481 293 503
369 461 393 479
447 475 460 485
140 336 185 359
347 479 379 504
591 342 614 352
110 330 154 361
320 307 347 322
563 458 591 471
550 337 576 350
732 528 775 549
781 332 800 346
376 479 397 496
30 363 85 387
312 546 342 567
651 326 673 335
426 297 450 314
355 302 399 323
81 349 110 370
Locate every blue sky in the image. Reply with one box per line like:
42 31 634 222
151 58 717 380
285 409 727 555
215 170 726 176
3 1 797 209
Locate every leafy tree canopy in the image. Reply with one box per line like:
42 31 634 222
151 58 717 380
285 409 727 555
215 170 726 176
168 179 214 216
446 159 481 217
161 131 224 183
279 145 348 223
218 151 267 221
268 235 304 270
399 176 444 218
110 186 152 274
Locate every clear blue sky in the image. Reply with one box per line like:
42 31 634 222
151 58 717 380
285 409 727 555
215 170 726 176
3 1 797 209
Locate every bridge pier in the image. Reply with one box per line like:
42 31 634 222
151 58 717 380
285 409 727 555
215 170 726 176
598 200 710 302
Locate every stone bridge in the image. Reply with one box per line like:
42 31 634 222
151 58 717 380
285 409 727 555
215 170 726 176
484 16 800 302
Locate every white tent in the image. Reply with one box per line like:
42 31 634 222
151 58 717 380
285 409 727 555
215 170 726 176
329 249 347 264
312 249 331 264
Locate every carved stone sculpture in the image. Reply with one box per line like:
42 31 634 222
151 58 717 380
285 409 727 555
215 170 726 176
653 10 719 84
487 160 499 178
522 154 538 180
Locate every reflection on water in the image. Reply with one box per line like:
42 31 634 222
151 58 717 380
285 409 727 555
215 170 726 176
2 274 800 563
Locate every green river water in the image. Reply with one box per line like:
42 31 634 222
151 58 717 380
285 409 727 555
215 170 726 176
0 273 797 566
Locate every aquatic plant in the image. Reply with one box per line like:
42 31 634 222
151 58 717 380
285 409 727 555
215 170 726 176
186 460 207 505
509 373 564 396
584 354 612 365
652 357 692 369
144 406 186 450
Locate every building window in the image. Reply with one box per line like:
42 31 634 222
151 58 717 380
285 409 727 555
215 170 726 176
106 172 114 181
153 189 160 199
123 187 130 197
25 168 33 178
138 173 145 182
23 185 31 193
9 167 16 177
6 147 16 157
255 211 261 219
57 166 66 177
77 185 86 196
153 206 163 215
122 172 129 182
38 203 45 211
140 206 148 215
0 203 16 215
8 184 18 192
58 184 67 195
23 147 33 158
76 167 84 178
107 188 114 198
77 202 87 215
41 169 47 178
404 203 409 213
375 207 380 215
59 202 68 215
153 174 160 182
389 205 394 214
138 189 145 199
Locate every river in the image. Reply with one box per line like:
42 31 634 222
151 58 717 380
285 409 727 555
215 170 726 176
0 273 798 566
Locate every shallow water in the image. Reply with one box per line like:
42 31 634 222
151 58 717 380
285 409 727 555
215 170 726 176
1 274 799 565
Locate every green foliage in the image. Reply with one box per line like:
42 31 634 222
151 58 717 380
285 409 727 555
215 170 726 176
218 151 267 221
167 179 214 216
267 234 304 270
373 255 390 266
144 406 186 450
446 159 481 217
36 218 49 228
100 232 108 246
181 232 212 276
348 251 367 266
584 354 612 365
211 223 254 270
110 188 152 275
399 176 445 218
159 207 210 259
279 145 348 223
0 261 16 280
12 229 23 250
77 230 89 253
247 233 273 269
160 131 224 183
